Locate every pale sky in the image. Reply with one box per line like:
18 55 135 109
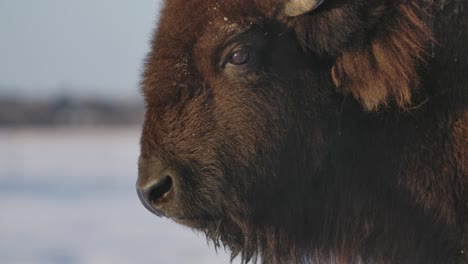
0 0 161 99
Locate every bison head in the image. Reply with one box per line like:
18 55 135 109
136 0 432 262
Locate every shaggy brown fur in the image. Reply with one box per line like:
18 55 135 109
331 2 432 110
137 0 468 263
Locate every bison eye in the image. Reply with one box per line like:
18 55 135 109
228 48 250 65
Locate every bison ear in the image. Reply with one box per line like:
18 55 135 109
330 4 432 111
284 0 325 17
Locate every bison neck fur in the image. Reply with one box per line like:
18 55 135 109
139 0 468 263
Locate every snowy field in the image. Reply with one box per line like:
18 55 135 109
0 127 234 264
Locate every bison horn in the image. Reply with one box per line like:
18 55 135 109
285 0 325 17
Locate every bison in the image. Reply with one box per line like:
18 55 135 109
136 0 468 263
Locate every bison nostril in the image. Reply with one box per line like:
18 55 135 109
148 175 173 203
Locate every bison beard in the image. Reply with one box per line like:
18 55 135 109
137 0 468 263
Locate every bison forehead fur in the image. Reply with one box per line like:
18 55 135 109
138 0 468 263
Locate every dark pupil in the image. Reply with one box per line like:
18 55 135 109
230 50 249 65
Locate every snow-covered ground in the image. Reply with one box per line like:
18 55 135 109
0 127 234 264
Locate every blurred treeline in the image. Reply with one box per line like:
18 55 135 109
0 94 144 127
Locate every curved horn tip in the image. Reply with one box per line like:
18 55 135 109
285 0 325 17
